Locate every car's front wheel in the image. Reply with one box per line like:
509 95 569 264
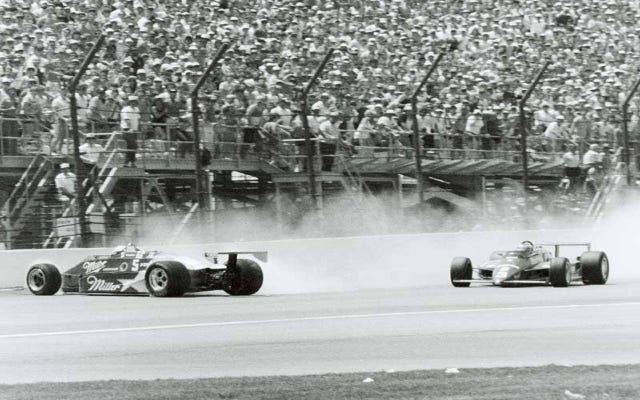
450 257 472 287
26 264 61 295
224 259 263 295
550 257 571 287
145 262 190 297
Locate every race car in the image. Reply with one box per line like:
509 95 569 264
450 241 609 287
26 243 266 297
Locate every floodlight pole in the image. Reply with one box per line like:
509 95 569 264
190 43 230 212
519 61 550 213
411 52 444 204
622 78 640 186
300 48 335 209
69 34 105 247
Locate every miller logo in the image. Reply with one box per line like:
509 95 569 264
82 260 108 274
86 276 122 292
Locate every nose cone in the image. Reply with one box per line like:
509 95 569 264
492 266 518 285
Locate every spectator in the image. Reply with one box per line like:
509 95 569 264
120 96 141 167
79 133 104 165
54 162 76 205
51 88 70 153
0 0 635 162
562 144 581 191
582 144 602 168
543 115 569 152
318 111 341 171
1 95 20 155
87 90 109 133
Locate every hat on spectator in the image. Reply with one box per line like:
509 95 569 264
85 133 96 139
60 163 70 169
128 95 139 101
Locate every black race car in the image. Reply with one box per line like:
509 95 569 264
450 241 609 287
26 244 266 297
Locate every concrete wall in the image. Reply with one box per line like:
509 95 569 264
4 228 632 294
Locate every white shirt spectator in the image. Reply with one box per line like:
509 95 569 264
465 112 484 135
55 169 76 201
120 105 141 131
562 151 580 168
79 141 105 164
583 146 602 166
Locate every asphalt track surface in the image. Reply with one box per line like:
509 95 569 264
2 277 640 384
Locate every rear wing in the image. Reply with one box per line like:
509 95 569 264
538 242 591 257
204 251 268 265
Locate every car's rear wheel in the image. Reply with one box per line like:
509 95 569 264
145 262 190 297
450 257 472 287
549 257 571 287
224 259 263 296
26 264 61 295
581 251 609 285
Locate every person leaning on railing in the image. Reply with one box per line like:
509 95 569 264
261 110 292 169
120 96 141 168
0 96 20 155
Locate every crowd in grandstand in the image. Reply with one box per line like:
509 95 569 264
0 0 638 166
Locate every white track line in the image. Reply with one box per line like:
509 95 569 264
3 301 640 339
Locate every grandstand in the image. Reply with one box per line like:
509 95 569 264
0 0 638 249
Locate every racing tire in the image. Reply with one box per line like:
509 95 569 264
549 257 571 287
145 262 190 297
224 259 264 296
26 264 61 295
580 251 609 285
450 257 472 287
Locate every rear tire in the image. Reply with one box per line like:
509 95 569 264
581 251 609 285
224 259 264 295
450 257 472 287
145 262 190 297
26 264 61 295
550 257 571 287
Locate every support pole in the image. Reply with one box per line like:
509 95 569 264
190 43 230 212
411 52 444 204
518 61 550 213
300 49 335 209
69 34 105 247
622 78 640 186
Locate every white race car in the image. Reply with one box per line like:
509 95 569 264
26 243 266 297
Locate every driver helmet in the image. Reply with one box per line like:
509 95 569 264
111 245 126 254
516 242 534 253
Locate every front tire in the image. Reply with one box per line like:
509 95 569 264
26 264 61 295
225 259 263 295
581 251 609 285
550 257 571 287
145 262 190 297
450 257 472 287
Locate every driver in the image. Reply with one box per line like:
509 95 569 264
111 243 141 256
516 241 534 254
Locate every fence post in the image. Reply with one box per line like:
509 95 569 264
300 49 335 209
622 78 640 186
69 34 105 247
411 52 444 204
190 43 229 212
518 61 550 213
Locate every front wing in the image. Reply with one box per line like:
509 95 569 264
452 278 550 286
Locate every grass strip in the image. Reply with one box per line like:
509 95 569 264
1 364 639 400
